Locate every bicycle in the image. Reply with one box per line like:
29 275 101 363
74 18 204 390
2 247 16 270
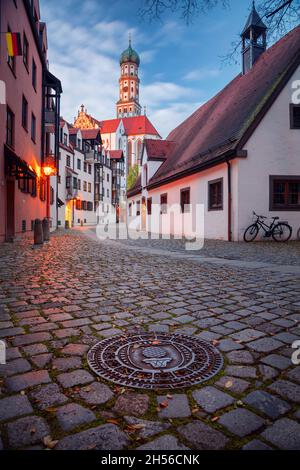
244 211 292 242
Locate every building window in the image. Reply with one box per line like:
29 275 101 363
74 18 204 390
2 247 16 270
32 59 37 90
63 133 67 145
87 201 93 211
82 200 87 210
7 26 16 75
22 95 28 130
160 193 167 214
208 178 223 211
6 107 15 148
88 182 91 193
180 188 190 213
66 155 71 167
83 181 87 191
23 33 29 70
107 173 109 182
75 199 81 210
40 177 46 201
290 104 300 129
129 203 132 216
77 158 81 170
84 162 87 172
73 177 77 189
66 176 71 189
50 186 54 205
107 188 109 197
136 200 141 216
31 113 36 142
88 164 92 174
269 176 300 210
77 179 81 190
147 198 152 215
57 175 61 184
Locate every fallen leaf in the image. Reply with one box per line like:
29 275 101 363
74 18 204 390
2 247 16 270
211 416 220 422
166 394 173 400
225 380 233 389
43 435 58 449
45 407 58 413
106 419 120 425
236 400 244 407
30 428 36 434
159 401 169 408
192 407 199 414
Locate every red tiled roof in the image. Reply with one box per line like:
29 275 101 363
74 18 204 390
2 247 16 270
99 115 160 137
148 25 300 189
100 118 121 134
80 129 101 140
109 149 124 160
122 115 160 136
144 139 176 160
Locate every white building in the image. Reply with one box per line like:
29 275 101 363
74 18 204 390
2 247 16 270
127 8 300 241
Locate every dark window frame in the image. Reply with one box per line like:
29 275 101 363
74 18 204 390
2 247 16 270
180 187 190 213
147 197 152 215
7 25 16 76
208 177 223 211
23 32 29 71
32 58 37 90
269 175 300 211
136 200 141 216
6 106 15 148
31 113 36 142
290 104 300 129
22 94 28 131
160 193 168 214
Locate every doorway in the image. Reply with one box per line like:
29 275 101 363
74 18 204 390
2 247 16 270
141 197 146 231
6 179 15 242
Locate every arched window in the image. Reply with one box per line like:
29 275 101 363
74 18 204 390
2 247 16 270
137 140 142 165
127 140 132 170
118 137 122 150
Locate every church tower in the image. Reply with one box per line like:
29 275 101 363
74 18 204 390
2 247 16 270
116 35 142 118
241 1 267 74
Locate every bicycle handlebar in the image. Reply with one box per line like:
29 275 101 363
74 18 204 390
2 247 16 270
252 211 267 219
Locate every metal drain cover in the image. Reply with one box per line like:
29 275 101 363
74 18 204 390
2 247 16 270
87 332 223 389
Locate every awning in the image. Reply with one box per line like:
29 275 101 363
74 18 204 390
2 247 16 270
4 145 36 180
57 197 64 207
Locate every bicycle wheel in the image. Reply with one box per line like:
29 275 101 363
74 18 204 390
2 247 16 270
272 223 292 242
244 224 259 242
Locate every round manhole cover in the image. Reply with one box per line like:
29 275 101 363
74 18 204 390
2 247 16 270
87 332 223 389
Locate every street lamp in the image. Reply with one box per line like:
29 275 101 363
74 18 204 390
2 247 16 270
42 164 56 220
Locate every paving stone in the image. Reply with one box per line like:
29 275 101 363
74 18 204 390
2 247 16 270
55 403 96 431
273 332 299 344
268 380 300 403
294 409 300 420
261 418 300 449
12 332 51 347
219 409 264 437
57 369 94 388
0 358 31 377
218 339 244 352
226 365 257 379
286 366 300 384
195 318 222 329
192 386 234 413
226 350 254 364
148 324 169 333
30 383 68 410
242 439 272 450
196 331 221 341
151 312 171 320
0 327 24 339
157 394 191 418
56 423 129 450
230 329 265 343
60 343 89 356
6 347 21 360
113 393 149 416
215 376 250 394
61 318 92 328
54 328 80 339
79 382 114 405
175 326 197 335
137 434 189 450
259 364 279 381
177 421 228 450
175 315 195 324
7 416 50 449
52 356 81 371
124 416 170 439
247 337 283 353
22 344 48 356
5 370 51 392
244 390 291 419
98 328 121 337
261 354 291 370
31 353 53 368
223 321 247 331
0 395 33 422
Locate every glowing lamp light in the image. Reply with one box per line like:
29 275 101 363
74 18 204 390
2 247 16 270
43 165 55 176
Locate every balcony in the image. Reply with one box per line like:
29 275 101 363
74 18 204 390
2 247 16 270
85 150 95 162
45 109 56 124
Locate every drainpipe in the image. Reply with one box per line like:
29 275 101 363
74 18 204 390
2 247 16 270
227 160 232 242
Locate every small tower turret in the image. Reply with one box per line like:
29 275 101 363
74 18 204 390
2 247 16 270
241 1 267 74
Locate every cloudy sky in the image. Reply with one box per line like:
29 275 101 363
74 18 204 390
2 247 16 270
41 0 266 137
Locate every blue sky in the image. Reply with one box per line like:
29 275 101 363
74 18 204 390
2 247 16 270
41 0 272 137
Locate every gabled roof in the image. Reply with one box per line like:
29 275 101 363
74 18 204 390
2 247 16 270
147 25 300 190
144 139 176 161
100 118 121 134
122 115 160 137
109 149 124 160
80 128 101 141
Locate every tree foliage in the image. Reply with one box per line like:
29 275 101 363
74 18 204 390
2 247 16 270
127 164 140 191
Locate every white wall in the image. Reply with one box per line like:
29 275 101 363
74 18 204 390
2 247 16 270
237 65 300 240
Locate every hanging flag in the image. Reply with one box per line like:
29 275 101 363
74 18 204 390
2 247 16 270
6 32 22 57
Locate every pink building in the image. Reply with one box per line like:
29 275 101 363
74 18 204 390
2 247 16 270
0 0 61 242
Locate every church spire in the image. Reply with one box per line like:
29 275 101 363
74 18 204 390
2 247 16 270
241 1 267 74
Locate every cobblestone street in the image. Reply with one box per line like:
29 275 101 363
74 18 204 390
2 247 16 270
0 229 300 450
